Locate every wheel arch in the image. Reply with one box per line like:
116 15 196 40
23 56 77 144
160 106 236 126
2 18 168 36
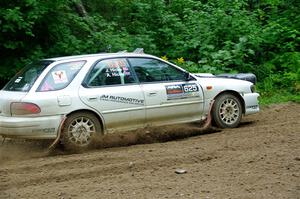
213 90 245 114
65 109 105 133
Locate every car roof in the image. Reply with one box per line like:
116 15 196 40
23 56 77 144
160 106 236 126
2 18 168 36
44 52 156 62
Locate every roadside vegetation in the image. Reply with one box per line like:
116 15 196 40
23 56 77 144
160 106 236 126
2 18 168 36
0 0 299 104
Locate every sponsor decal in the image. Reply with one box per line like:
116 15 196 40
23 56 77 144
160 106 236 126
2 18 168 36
67 61 85 70
40 81 53 91
166 84 183 95
100 95 144 105
32 128 56 133
14 77 23 83
52 70 68 84
246 105 259 109
105 59 131 77
105 67 131 77
166 83 199 100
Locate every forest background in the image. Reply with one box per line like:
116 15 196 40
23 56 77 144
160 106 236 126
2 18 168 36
0 0 299 104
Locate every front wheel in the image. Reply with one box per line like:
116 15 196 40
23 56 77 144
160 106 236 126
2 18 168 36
212 93 242 128
62 112 102 151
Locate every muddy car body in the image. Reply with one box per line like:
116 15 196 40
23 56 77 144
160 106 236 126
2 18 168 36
0 51 259 150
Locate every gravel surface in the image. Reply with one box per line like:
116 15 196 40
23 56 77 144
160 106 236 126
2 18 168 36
0 102 299 199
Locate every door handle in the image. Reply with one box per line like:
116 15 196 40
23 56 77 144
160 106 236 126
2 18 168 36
88 96 98 101
147 92 158 97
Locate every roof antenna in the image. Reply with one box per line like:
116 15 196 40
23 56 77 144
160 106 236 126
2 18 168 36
133 48 144 54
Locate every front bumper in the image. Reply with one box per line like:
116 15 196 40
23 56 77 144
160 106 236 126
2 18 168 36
243 93 260 115
0 115 63 139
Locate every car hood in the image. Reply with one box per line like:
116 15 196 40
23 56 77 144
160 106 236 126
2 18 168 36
193 74 253 94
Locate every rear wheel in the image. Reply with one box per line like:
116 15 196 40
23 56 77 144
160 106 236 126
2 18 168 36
62 112 102 151
212 93 242 128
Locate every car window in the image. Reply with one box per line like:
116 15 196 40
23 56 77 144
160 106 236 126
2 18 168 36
128 58 186 83
85 58 136 87
37 61 86 92
3 60 53 92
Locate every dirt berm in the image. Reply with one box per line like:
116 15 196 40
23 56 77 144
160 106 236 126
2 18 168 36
0 102 299 199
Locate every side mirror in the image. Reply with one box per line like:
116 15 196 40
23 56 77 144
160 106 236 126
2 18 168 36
184 72 193 81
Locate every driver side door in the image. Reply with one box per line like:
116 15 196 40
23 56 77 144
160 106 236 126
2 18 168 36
128 57 204 126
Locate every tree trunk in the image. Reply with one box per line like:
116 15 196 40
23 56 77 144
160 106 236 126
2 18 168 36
73 0 88 18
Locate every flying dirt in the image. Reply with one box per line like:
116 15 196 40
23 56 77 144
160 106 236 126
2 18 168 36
0 102 299 199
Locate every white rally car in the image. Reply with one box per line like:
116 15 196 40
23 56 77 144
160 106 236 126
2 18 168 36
0 50 259 150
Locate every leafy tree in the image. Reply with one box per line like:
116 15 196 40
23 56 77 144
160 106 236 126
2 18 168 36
0 0 299 98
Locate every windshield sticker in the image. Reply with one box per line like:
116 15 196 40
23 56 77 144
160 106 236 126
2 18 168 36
52 70 68 84
117 60 127 67
65 61 85 70
166 83 199 100
105 60 131 77
14 77 23 83
106 60 126 68
70 65 82 70
105 68 117 77
40 81 54 91
100 95 144 105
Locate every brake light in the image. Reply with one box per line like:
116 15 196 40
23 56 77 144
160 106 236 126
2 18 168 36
11 102 41 115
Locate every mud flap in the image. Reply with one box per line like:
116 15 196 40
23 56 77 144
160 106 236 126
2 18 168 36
1 137 6 145
48 116 67 150
199 100 215 130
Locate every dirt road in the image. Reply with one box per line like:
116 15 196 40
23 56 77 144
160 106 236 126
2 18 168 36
0 103 299 199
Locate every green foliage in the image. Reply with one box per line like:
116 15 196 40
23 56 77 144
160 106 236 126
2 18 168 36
258 52 300 93
0 0 299 104
258 90 300 105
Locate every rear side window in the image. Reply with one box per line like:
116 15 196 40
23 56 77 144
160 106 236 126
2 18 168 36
3 61 53 92
84 58 136 87
37 61 86 92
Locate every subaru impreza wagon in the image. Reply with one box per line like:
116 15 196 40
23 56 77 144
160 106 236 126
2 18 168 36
0 50 259 150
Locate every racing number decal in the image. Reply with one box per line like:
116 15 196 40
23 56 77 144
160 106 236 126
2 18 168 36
183 84 198 92
166 83 199 100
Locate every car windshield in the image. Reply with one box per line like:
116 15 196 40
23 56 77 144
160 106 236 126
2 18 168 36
3 60 53 92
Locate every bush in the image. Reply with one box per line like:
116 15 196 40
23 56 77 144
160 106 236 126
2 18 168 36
0 0 299 103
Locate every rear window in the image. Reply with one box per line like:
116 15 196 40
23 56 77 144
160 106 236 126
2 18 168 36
3 61 53 92
37 61 86 92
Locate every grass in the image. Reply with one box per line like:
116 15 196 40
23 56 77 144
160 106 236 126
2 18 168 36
258 90 300 105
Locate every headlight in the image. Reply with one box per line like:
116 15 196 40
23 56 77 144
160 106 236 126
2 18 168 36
250 85 256 93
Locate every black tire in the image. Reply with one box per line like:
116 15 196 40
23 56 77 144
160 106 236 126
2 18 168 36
62 112 102 152
212 93 242 128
